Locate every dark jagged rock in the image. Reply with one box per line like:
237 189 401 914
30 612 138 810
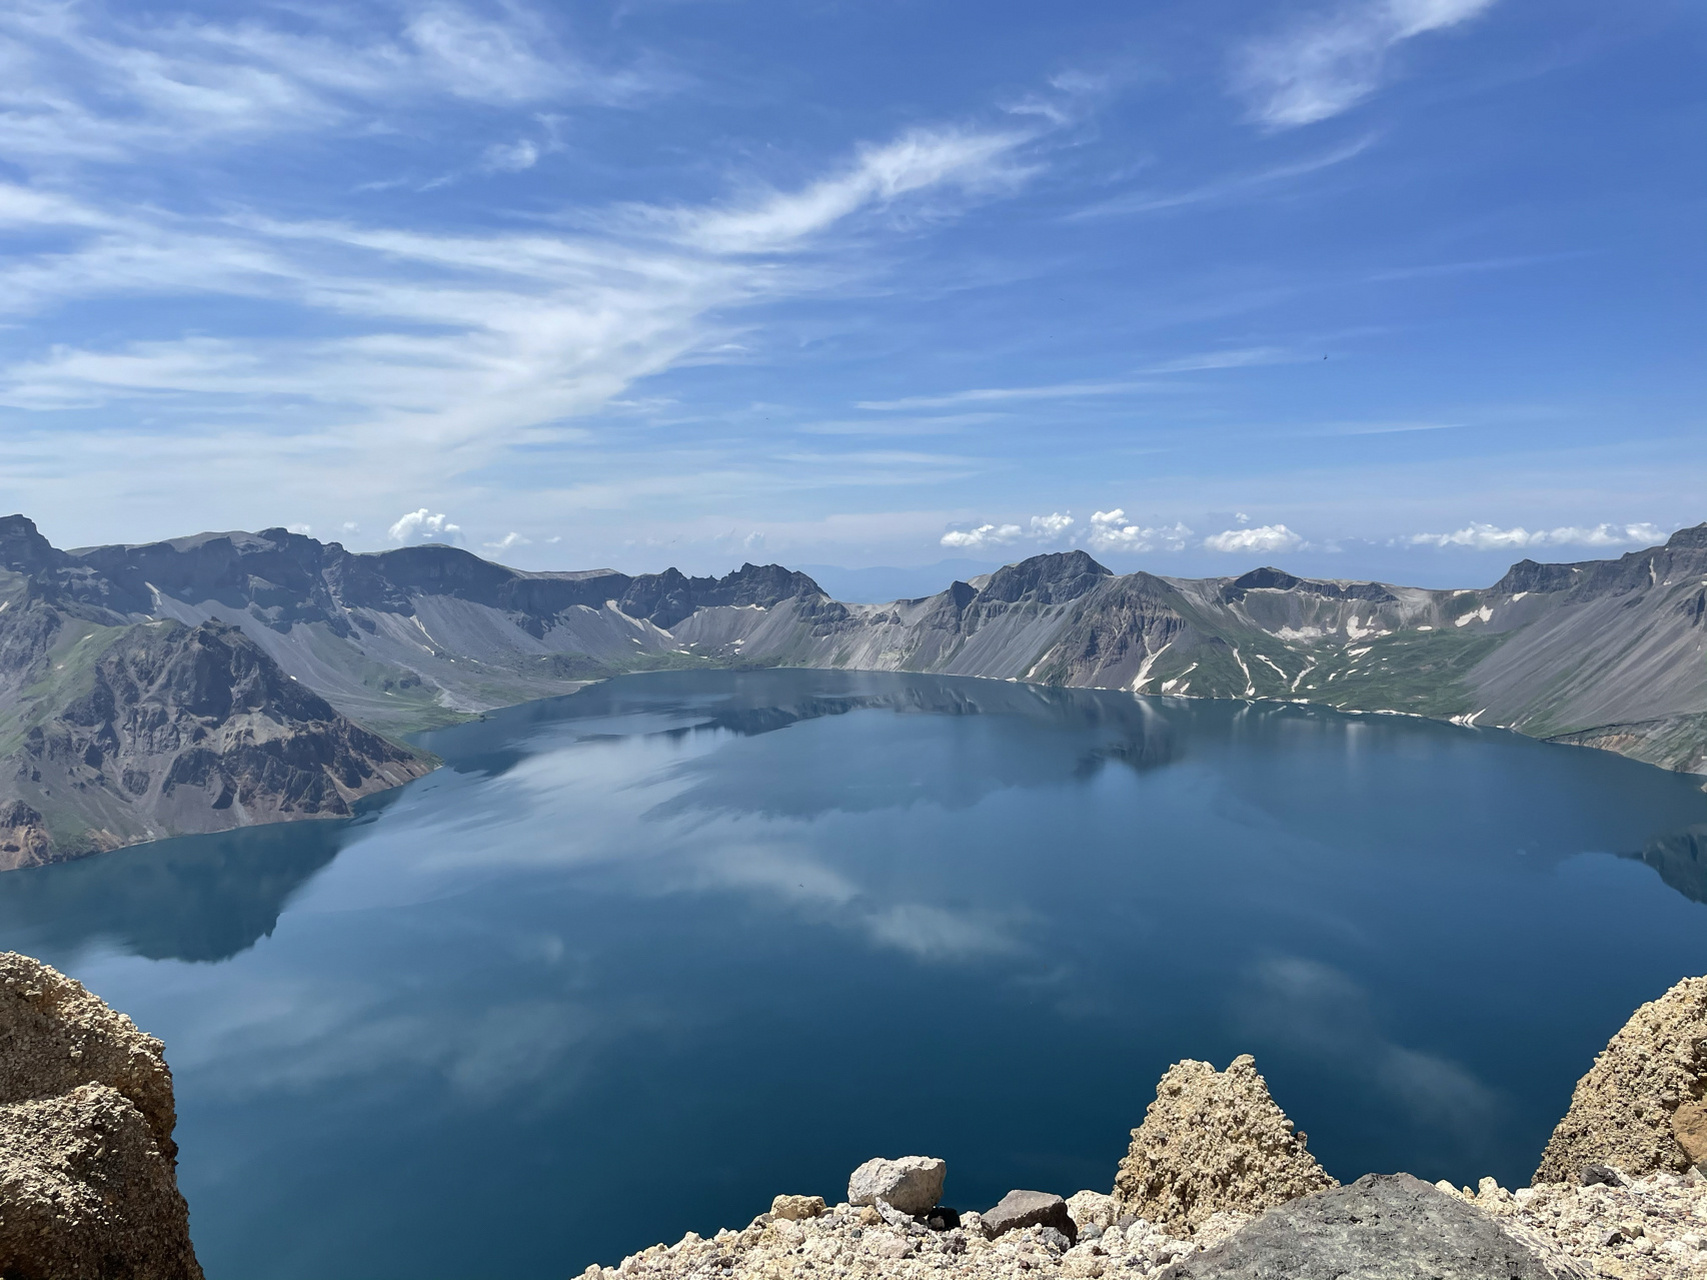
981 1191 1077 1243
1222 566 1398 605
1155 1174 1553 1280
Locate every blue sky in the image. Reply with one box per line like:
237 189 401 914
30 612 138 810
0 0 1701 587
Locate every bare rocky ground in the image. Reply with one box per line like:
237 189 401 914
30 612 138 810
580 977 1707 1280
578 1158 1707 1280
1465 1171 1707 1279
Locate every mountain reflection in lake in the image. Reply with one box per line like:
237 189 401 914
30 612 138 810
2 669 1705 1280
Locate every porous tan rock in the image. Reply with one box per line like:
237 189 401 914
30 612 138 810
1112 1054 1337 1237
0 951 178 1153
0 1084 203 1280
1457 1168 1707 1280
771 1195 827 1221
0 951 201 1279
1065 1190 1118 1232
1534 975 1707 1184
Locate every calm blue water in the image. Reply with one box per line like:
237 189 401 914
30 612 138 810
2 670 1706 1280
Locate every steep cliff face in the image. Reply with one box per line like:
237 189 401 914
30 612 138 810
0 950 203 1279
0 609 430 867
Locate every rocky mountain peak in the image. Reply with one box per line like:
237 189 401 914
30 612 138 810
978 551 1111 605
1230 566 1300 592
1667 522 1707 550
0 514 68 576
1491 558 1585 596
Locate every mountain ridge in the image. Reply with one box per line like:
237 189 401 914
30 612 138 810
1 515 1701 865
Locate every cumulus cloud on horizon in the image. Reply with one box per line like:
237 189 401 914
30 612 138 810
389 508 463 544
941 509 1201 556
1203 523 1303 553
1085 510 1193 553
939 522 1021 550
939 511 1074 550
1409 521 1665 551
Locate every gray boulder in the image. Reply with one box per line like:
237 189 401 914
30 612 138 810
1157 1173 1553 1279
982 1190 1078 1244
847 1156 945 1215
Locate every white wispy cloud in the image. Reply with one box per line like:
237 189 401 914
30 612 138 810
484 531 531 551
0 127 1042 499
0 0 657 163
1235 0 1499 129
656 127 1033 256
482 138 542 172
0 0 1064 538
857 349 1293 411
1068 137 1376 220
1204 523 1302 553
389 508 462 543
1409 521 1664 550
858 380 1156 412
796 412 1001 436
1138 347 1295 373
1085 510 1192 553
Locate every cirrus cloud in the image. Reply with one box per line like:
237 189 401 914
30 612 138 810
1234 0 1499 129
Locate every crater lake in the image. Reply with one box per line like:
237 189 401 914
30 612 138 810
2 669 1705 1280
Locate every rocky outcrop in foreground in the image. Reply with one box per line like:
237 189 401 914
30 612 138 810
1113 1053 1337 1235
581 988 1707 1280
1536 975 1707 1183
0 951 201 1279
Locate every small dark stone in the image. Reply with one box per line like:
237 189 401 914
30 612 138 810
920 1206 961 1231
1580 1164 1624 1188
982 1191 1078 1244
